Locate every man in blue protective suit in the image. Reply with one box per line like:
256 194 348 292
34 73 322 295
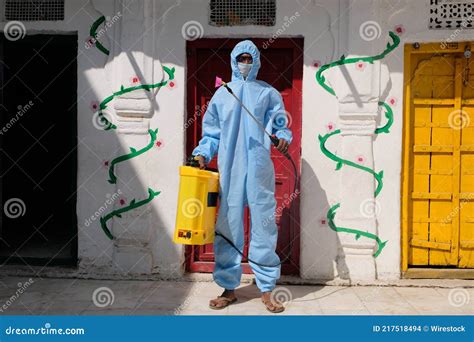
192 40 292 313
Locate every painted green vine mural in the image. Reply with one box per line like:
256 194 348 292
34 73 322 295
97 65 175 131
107 128 158 185
89 16 175 240
100 188 161 240
315 31 400 257
90 16 110 56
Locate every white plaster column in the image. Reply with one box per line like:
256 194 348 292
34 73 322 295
326 59 390 280
103 0 164 274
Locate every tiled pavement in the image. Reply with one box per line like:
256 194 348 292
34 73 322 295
0 276 472 315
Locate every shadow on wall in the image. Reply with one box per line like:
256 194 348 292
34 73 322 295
300 159 349 281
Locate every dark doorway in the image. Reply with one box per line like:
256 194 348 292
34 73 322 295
0 34 77 266
186 38 303 275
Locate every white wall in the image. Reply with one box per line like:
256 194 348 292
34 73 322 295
3 0 472 281
339 0 474 280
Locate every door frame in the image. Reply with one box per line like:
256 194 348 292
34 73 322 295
401 41 474 278
185 37 303 275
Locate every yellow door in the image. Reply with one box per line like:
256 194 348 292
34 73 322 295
402 42 474 270
460 49 474 268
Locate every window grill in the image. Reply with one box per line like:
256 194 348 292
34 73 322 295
429 0 474 29
4 0 65 21
209 0 276 27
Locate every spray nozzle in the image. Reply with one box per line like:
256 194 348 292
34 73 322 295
215 76 224 88
215 76 233 94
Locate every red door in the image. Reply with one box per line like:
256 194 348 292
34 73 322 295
186 38 302 275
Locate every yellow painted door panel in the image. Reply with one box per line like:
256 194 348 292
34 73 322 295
459 55 474 268
403 42 473 270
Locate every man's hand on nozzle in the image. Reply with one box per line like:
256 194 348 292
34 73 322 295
195 155 206 169
276 139 289 154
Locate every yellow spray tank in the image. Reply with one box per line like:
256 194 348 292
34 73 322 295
173 165 219 245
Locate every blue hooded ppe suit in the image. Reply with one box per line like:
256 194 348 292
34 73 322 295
192 40 292 292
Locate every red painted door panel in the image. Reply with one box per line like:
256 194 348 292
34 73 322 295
186 38 302 275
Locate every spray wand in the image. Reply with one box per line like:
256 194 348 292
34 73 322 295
215 77 292 160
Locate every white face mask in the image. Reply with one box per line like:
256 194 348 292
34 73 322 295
237 62 252 78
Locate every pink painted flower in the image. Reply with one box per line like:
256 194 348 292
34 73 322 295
85 36 96 47
320 218 327 225
131 76 140 85
355 62 366 71
326 122 336 132
312 60 322 68
155 139 164 150
356 155 365 164
119 197 127 206
394 24 405 36
388 96 397 106
90 101 100 112
102 160 109 169
167 80 177 90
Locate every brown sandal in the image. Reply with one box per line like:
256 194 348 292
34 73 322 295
262 297 285 313
209 296 237 310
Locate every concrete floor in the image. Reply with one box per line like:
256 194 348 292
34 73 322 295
0 276 472 315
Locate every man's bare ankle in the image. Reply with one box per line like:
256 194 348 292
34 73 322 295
222 289 235 297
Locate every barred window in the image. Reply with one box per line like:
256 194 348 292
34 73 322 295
429 0 474 29
4 0 65 21
209 0 276 27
